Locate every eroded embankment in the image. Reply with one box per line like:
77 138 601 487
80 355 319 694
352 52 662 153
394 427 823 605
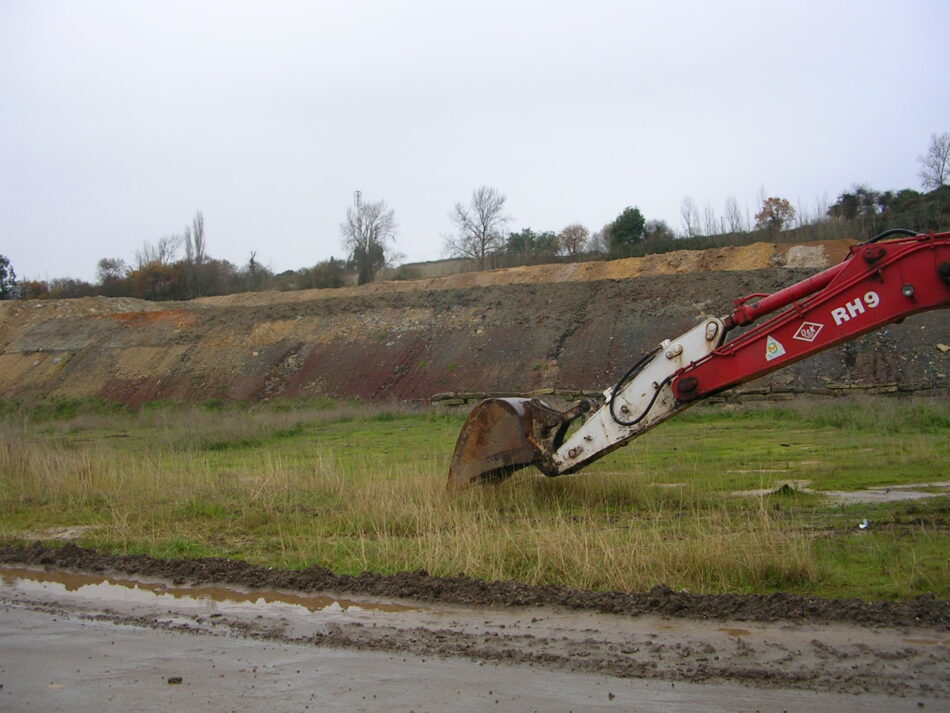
0 240 945 406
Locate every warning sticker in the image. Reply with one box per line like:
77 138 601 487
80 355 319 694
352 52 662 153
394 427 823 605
765 335 786 361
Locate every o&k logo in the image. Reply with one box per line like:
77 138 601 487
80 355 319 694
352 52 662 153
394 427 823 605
792 321 824 343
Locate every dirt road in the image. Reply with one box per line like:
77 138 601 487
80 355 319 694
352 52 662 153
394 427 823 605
1 552 947 712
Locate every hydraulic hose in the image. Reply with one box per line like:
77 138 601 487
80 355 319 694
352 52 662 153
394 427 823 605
608 346 668 427
861 228 918 244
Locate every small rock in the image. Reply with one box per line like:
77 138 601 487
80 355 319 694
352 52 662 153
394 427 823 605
167 676 183 685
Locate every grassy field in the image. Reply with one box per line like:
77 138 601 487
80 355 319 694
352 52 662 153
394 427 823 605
1 396 947 600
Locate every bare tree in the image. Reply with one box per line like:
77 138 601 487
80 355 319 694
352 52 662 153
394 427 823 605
643 219 675 241
795 198 809 229
587 224 612 255
243 250 274 291
96 257 126 283
135 234 182 269
341 197 397 285
918 132 950 189
702 201 719 236
184 211 207 265
680 196 699 237
558 223 589 258
95 257 128 297
444 186 509 268
724 196 744 233
133 242 155 269
183 211 208 297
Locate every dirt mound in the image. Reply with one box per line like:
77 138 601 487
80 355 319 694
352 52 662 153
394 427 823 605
191 239 852 309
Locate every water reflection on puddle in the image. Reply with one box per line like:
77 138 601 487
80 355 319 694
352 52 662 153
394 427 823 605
0 565 416 616
718 627 752 638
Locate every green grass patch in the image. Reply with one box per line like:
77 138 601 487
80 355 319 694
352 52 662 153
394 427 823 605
1 396 946 600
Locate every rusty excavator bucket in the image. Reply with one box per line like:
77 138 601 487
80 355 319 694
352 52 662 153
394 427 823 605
446 397 591 491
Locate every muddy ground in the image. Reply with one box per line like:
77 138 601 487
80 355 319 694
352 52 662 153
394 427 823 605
3 543 946 630
0 544 950 711
5 604 937 713
1 543 948 705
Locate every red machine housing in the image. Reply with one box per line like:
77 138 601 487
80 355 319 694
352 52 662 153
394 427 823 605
672 232 950 401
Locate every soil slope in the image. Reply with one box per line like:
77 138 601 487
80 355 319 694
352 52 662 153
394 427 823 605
0 240 946 405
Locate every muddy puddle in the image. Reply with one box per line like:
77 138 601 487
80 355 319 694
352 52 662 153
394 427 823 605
732 479 950 504
3 542 948 630
0 565 416 621
717 626 752 637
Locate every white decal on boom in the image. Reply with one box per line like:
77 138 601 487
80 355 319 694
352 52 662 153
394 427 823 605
831 291 880 326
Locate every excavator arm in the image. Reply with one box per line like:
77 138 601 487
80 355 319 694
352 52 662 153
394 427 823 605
447 230 950 490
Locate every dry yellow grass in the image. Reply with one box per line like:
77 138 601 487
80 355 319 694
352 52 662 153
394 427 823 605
0 412 815 593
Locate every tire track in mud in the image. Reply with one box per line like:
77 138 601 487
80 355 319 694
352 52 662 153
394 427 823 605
2 543 947 629
2 553 948 699
302 620 946 697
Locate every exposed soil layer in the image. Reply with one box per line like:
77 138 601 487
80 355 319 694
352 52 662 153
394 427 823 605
3 542 946 630
1 239 946 406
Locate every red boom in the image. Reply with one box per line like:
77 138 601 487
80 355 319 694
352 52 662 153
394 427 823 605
672 232 950 401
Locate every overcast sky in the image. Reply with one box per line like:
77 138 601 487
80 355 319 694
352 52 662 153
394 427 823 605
2 0 948 283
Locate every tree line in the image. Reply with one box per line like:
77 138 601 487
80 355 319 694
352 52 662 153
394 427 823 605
2 132 948 301
439 132 950 266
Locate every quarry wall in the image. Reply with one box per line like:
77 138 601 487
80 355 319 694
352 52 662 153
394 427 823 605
1 240 946 406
